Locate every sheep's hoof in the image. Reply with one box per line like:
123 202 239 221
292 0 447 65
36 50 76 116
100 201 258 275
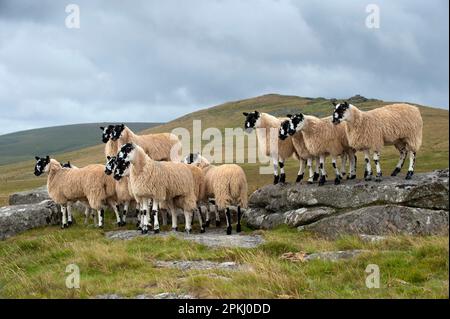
136 222 140 228
98 225 104 229
200 228 206 234
171 227 178 232
279 173 286 184
313 173 320 181
341 172 346 177
205 220 210 228
68 221 73 226
141 229 148 235
365 176 372 181
318 176 326 186
307 180 313 185
154 228 160 234
216 221 221 227
61 224 68 229
375 174 382 182
236 224 242 233
334 178 341 185
405 171 414 180
226 227 232 235
296 174 304 183
273 175 280 185
391 167 401 176
348 174 357 180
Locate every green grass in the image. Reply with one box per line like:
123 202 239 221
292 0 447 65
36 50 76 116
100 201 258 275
0 214 447 299
0 94 448 206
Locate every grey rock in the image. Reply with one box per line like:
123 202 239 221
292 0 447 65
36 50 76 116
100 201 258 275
154 260 250 271
301 205 449 239
9 186 50 205
249 169 449 212
106 228 264 249
0 200 61 240
244 206 335 230
304 250 369 262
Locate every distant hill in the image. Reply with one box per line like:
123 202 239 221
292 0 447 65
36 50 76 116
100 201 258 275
0 122 161 165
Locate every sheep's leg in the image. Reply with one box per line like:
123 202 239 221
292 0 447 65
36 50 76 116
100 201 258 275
61 205 68 229
205 205 211 228
405 151 416 180
391 147 407 176
184 210 193 234
110 203 122 227
374 151 382 182
236 206 242 233
214 204 221 227
272 157 279 185
364 150 373 181
97 209 105 228
67 202 73 226
332 157 342 185
318 156 327 186
91 209 97 226
161 209 168 226
307 158 314 184
121 201 129 226
279 159 286 183
225 207 232 235
296 159 306 183
340 154 347 178
197 206 206 233
135 202 141 229
152 201 160 234
140 200 149 234
313 157 320 181
348 152 357 179
171 208 178 232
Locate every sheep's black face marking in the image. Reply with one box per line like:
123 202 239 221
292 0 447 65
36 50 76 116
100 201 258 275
100 125 114 143
243 111 260 133
34 156 50 176
105 156 117 175
333 102 349 124
184 153 199 164
288 114 304 132
279 120 291 140
111 124 125 141
114 158 130 180
117 143 134 161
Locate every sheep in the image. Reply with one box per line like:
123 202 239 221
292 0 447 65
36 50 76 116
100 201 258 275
34 156 122 228
184 153 248 235
280 114 357 186
100 125 120 158
332 102 423 180
243 111 298 185
278 120 320 183
113 143 199 234
111 124 181 162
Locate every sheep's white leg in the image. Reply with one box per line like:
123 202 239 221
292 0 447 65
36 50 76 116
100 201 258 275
272 156 279 184
214 204 221 227
161 209 168 226
364 150 373 181
67 202 73 226
318 155 327 186
307 158 314 184
197 206 206 233
224 207 233 235
184 210 193 234
84 207 89 225
405 151 416 180
332 156 342 185
313 157 320 181
391 147 407 176
296 159 306 183
278 159 286 183
171 208 178 231
236 206 242 233
140 200 149 234
348 151 357 179
340 154 347 177
122 201 129 225
111 203 122 226
204 205 211 228
97 209 104 228
61 205 68 229
373 151 382 182
152 200 160 233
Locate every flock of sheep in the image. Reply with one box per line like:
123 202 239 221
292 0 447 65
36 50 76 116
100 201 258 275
33 101 423 234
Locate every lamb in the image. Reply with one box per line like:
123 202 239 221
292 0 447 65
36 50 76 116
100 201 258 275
112 124 181 162
243 111 298 184
184 153 248 235
114 143 199 234
332 102 423 180
280 114 357 186
34 156 122 229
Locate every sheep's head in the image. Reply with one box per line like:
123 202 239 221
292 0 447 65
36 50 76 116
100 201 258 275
34 156 50 176
111 124 125 141
114 158 130 180
104 156 117 175
100 125 114 143
279 119 293 140
286 113 305 132
114 143 134 180
243 111 260 133
332 101 350 124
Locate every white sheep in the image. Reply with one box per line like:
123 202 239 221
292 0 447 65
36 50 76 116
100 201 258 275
332 102 423 180
184 153 248 235
114 143 199 234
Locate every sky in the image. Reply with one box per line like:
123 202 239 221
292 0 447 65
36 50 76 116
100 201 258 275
0 0 448 135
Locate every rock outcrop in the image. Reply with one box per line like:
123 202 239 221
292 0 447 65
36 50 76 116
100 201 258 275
0 200 61 240
245 169 449 238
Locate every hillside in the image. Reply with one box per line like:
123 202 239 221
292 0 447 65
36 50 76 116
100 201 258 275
0 122 161 166
0 94 448 206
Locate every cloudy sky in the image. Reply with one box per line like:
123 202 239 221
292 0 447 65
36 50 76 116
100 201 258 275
0 0 448 135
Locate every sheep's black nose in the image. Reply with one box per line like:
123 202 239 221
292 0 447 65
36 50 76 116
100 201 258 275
114 175 121 181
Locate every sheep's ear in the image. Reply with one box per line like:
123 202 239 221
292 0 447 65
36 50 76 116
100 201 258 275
35 156 40 161
100 126 105 130
107 156 111 160
287 114 293 118
243 112 248 116
46 156 50 161
332 101 337 106
344 101 349 106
